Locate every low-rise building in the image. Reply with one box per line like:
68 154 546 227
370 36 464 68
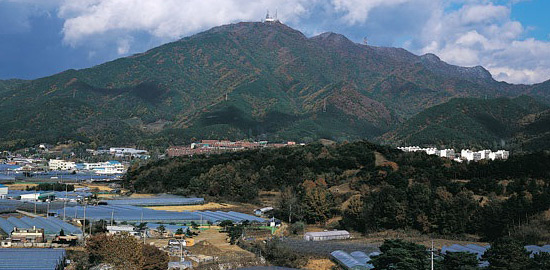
109 147 148 158
107 225 140 236
304 230 350 241
48 159 76 171
11 226 44 243
254 207 274 216
78 161 125 174
0 184 8 195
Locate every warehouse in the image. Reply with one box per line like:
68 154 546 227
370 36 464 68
304 230 350 241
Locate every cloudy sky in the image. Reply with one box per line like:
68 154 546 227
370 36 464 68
1 0 549 84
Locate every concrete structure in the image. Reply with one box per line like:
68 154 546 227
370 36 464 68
304 230 350 241
109 147 148 158
400 146 509 163
107 225 140 236
0 184 8 195
254 207 274 216
48 159 76 171
11 226 45 243
78 161 125 174
20 193 40 201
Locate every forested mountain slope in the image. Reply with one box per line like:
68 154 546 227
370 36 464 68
0 22 548 149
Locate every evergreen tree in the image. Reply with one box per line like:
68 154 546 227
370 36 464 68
371 239 429 270
482 238 531 270
441 252 479 270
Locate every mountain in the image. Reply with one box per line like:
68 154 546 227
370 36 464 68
0 21 548 149
381 96 550 150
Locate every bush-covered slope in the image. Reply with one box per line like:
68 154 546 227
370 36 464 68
381 96 550 149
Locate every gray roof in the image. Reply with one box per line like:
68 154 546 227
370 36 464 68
304 230 350 237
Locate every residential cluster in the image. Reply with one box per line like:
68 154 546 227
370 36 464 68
49 160 125 174
398 146 510 162
86 147 149 159
166 140 300 157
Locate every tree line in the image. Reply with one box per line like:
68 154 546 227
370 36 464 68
124 141 550 241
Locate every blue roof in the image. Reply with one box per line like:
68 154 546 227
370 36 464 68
0 248 66 270
0 216 82 235
331 250 371 270
105 197 204 206
48 205 265 224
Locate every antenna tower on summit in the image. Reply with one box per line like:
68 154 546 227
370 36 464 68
264 9 279 23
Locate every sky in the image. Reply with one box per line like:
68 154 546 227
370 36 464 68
0 0 549 84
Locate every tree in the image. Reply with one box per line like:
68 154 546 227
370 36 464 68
256 238 306 268
142 243 169 270
59 229 65 236
136 222 148 231
482 238 531 270
175 228 184 235
86 233 144 269
86 233 168 270
530 252 550 270
156 225 166 235
190 221 199 230
441 252 479 270
300 179 334 224
219 220 233 231
370 239 429 270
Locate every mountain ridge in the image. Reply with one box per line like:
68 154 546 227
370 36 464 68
0 21 548 149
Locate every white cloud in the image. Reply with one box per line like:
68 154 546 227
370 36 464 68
330 0 410 24
58 0 317 46
54 0 550 84
415 2 550 84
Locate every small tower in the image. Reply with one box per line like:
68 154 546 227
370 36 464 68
264 10 279 23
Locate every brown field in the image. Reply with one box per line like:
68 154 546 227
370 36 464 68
190 228 253 256
147 202 239 212
305 258 336 270
129 193 155 198
4 183 38 190
74 183 113 191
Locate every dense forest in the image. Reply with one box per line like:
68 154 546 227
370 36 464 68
124 141 550 242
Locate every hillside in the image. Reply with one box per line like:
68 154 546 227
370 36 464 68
0 21 549 149
381 96 550 150
124 140 550 241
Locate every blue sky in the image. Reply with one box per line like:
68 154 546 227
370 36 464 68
0 0 549 84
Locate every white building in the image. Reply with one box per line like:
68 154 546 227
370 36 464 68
20 193 40 201
107 225 139 236
79 161 125 174
439 149 455 158
0 184 8 195
304 230 351 241
109 148 148 158
48 159 76 171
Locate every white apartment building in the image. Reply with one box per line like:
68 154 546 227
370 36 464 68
48 159 76 171
439 149 455 158
79 161 125 175
400 147 509 163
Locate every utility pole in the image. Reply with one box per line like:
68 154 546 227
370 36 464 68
110 210 114 226
431 240 434 270
63 182 68 222
83 203 87 245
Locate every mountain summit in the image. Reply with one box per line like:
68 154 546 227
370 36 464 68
0 22 548 149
